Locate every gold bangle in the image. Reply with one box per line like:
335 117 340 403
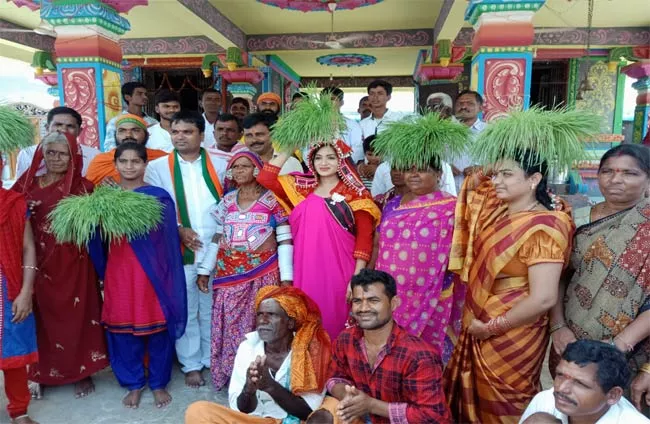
550 323 567 334
639 364 650 375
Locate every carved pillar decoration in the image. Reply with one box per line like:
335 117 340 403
416 39 468 83
465 0 545 121
622 61 650 143
36 0 147 150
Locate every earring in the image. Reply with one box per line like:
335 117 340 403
253 168 260 178
531 184 535 190
225 169 233 180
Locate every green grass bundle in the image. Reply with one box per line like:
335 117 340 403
49 186 163 247
372 112 470 170
470 107 601 171
0 105 35 153
271 86 346 151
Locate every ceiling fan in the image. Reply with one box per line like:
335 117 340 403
302 2 367 49
0 19 56 37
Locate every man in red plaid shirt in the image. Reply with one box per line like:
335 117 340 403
307 269 452 424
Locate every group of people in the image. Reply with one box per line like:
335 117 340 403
0 77 648 424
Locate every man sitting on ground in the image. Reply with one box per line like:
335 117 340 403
520 339 649 423
184 286 331 423
307 269 452 424
86 114 167 185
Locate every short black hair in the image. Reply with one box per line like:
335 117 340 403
217 113 243 132
562 340 631 392
359 96 369 106
363 135 376 154
121 82 146 104
367 79 393 96
350 269 397 300
292 92 308 102
242 112 277 130
322 86 344 101
231 97 250 109
47 106 82 127
456 90 483 106
154 89 181 106
171 110 205 133
599 143 650 176
114 142 148 163
201 88 221 98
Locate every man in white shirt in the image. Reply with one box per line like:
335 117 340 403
322 86 364 164
199 88 221 149
144 110 227 389
185 286 328 423
15 106 100 177
146 89 181 152
520 340 650 424
104 82 158 151
243 113 303 175
359 79 403 140
453 90 487 189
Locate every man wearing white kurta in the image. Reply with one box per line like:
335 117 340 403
144 110 227 387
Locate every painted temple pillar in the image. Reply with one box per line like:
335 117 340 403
41 0 142 150
465 0 545 121
621 61 650 143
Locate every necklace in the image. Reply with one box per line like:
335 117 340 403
508 200 539 215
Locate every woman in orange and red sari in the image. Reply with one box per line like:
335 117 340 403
443 108 599 423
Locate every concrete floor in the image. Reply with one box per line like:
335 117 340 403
0 346 555 424
0 366 228 424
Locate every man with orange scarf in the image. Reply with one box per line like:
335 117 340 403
184 286 331 423
86 114 167 185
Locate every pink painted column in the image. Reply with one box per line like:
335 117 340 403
465 0 545 121
38 0 146 150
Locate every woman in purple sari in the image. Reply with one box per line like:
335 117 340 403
375 157 463 362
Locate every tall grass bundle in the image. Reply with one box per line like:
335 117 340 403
49 186 163 247
271 86 346 151
470 107 601 171
372 112 470 170
0 105 35 153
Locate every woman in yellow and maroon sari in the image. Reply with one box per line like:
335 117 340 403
443 149 575 423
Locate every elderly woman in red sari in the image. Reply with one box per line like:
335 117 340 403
196 150 291 392
12 132 108 399
258 140 380 339
550 144 650 415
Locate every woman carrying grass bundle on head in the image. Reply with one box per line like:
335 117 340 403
81 142 187 409
0 106 39 424
371 113 469 364
11 131 108 401
256 91 381 340
442 107 600 423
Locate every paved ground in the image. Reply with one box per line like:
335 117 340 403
0 366 228 424
0 347 555 424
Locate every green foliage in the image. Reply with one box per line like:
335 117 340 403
48 186 163 247
271 86 346 151
470 107 601 171
0 105 35 153
372 112 470 170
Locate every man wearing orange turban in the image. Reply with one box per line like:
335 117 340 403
257 92 282 117
86 114 168 185
185 286 330 423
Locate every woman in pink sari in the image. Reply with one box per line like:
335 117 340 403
258 140 380 339
375 157 463 363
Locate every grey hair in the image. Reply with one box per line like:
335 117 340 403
41 132 69 147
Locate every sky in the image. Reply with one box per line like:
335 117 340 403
0 56 57 109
